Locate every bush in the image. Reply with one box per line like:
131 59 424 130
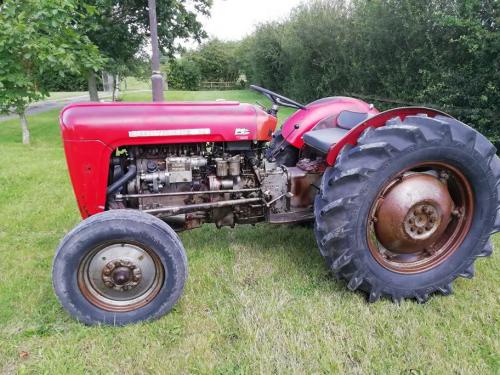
241 22 289 92
167 39 241 90
190 39 240 83
241 0 499 147
168 58 202 90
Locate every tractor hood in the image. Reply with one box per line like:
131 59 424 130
59 101 277 217
60 101 277 148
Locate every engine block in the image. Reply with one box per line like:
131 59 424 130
107 141 320 231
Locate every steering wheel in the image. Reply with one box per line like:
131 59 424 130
250 85 307 112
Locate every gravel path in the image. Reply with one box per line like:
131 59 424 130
0 93 111 122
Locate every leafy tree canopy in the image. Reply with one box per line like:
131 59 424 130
188 39 240 82
0 0 103 114
84 0 212 78
167 39 242 89
0 0 104 144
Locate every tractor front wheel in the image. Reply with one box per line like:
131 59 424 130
314 115 499 303
52 210 188 325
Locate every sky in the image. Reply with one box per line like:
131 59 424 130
195 0 304 42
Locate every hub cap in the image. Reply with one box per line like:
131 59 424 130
404 203 440 240
368 163 474 273
78 242 164 312
101 260 143 291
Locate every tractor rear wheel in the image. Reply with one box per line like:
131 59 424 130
52 210 188 325
314 115 499 303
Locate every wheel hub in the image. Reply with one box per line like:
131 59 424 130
78 242 164 312
374 173 454 254
102 260 142 291
403 203 440 239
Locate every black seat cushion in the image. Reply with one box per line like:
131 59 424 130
337 110 370 130
303 127 349 154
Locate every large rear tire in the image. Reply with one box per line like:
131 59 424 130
314 115 499 303
53 210 188 325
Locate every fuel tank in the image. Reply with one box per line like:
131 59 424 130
60 101 278 147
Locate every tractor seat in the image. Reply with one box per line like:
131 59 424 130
303 127 349 154
303 110 373 154
337 110 371 130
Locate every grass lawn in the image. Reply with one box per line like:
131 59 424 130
121 77 150 91
0 90 498 374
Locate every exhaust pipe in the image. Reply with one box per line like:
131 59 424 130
107 165 137 196
143 197 263 216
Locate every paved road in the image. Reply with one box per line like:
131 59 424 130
0 93 111 122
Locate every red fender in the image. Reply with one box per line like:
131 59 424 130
281 97 379 148
325 107 453 165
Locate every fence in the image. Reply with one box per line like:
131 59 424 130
200 81 238 90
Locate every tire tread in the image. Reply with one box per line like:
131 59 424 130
314 114 499 303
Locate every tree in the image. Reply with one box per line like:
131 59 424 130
167 39 243 90
242 22 289 93
189 39 240 83
168 58 202 90
0 0 103 144
83 0 212 101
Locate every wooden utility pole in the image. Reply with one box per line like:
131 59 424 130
148 0 164 102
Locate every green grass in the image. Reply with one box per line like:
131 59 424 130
0 90 498 374
120 77 151 91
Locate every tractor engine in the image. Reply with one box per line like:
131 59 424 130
108 142 321 230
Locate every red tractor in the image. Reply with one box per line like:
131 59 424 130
54 85 500 325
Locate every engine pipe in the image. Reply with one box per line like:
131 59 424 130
107 165 137 196
117 188 260 199
143 197 263 216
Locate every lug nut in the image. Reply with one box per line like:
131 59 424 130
439 171 450 182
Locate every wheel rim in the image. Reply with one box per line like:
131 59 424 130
78 242 164 312
367 162 474 273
